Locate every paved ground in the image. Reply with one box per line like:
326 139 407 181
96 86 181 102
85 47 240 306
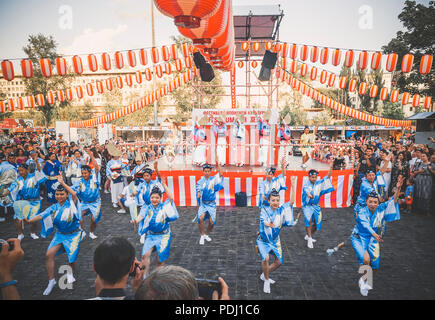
1 192 435 300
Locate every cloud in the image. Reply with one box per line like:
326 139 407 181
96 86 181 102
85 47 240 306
60 24 128 55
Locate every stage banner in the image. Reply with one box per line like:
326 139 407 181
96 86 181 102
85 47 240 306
192 108 280 166
158 169 354 208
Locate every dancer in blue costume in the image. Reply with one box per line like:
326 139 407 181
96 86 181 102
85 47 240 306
25 175 83 296
72 152 101 240
259 157 287 208
193 161 223 245
351 176 403 296
256 177 298 294
42 152 62 204
131 177 178 278
302 159 334 249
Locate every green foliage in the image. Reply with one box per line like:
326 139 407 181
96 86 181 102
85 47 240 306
23 33 74 126
382 1 435 98
381 101 406 119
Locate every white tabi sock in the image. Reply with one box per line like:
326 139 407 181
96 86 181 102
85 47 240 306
43 279 56 296
140 234 145 244
89 232 98 239
263 279 271 294
260 273 275 284
199 235 205 245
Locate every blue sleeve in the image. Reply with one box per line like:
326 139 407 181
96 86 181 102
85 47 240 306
163 199 179 222
357 211 376 236
276 174 287 191
71 180 81 193
213 174 224 192
7 180 18 192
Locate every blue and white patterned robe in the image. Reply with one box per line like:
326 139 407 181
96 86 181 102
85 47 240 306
258 174 287 207
193 173 224 225
72 170 101 223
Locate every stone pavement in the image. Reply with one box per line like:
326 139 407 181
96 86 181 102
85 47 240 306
1 192 434 300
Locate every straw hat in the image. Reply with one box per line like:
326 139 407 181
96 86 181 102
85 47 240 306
106 143 122 157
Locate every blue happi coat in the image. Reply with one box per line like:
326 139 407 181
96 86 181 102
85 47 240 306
39 197 83 263
256 202 297 264
139 179 164 206
302 175 335 230
72 170 101 223
259 174 287 207
193 173 224 225
351 197 400 269
355 172 386 216
43 160 62 203
138 199 179 262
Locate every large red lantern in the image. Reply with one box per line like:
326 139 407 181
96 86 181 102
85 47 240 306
401 92 410 105
96 81 104 93
106 79 113 91
310 46 319 63
86 83 94 96
76 86 84 99
300 63 307 77
358 51 368 70
328 73 336 87
344 50 354 68
380 87 388 101
419 54 432 75
339 76 347 89
349 79 357 92
102 52 111 71
127 50 137 67
320 47 329 65
331 49 341 66
161 46 170 61
369 85 378 98
72 55 83 74
300 45 308 61
252 42 260 52
135 71 143 84
40 58 52 77
1 60 14 81
88 54 98 72
320 70 328 84
27 95 35 108
139 49 148 66
401 54 414 73
390 89 399 103
171 44 179 60
412 94 420 107
310 67 317 81
154 0 222 29
370 52 382 70
21 59 33 78
359 82 368 95
385 53 398 72
289 43 297 59
423 96 432 109
115 51 124 69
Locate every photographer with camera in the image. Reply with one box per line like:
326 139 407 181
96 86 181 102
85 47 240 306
90 237 144 300
0 238 24 300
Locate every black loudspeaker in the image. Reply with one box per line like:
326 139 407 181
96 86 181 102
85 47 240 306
258 66 271 81
262 50 277 69
199 63 215 82
193 51 207 69
235 192 247 207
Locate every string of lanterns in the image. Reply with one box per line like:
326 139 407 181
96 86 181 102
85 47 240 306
70 67 197 128
237 40 433 75
276 58 433 110
0 54 194 113
278 67 412 127
1 42 194 82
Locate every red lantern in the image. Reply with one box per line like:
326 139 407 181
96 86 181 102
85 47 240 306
105 79 113 91
265 42 273 51
88 54 98 72
331 49 341 66
280 42 288 57
401 54 414 73
184 56 192 68
420 54 432 75
116 76 123 88
290 60 297 73
164 62 172 74
273 42 281 53
390 89 399 103
154 0 222 28
412 94 420 107
76 86 84 99
310 46 319 63
115 51 124 69
357 51 368 70
139 49 148 66
339 76 347 89
102 52 111 70
144 68 152 81
8 98 15 111
320 70 328 84
0 101 5 113
370 52 382 70
155 64 163 78
96 81 104 93
17 97 24 110
57 90 65 102
251 61 258 68
300 63 307 77
127 50 137 67
359 82 368 95
288 43 297 59
241 42 249 51
328 73 336 87
401 92 410 105
181 43 190 57
310 67 317 80
300 45 308 61
349 79 357 92
151 47 159 64
21 59 33 78
161 46 170 61
380 87 388 101
424 96 432 109
72 55 83 74
66 88 73 101
27 95 35 108
175 59 183 71
135 71 143 84
237 61 244 68
385 53 398 72
320 47 329 65
1 60 14 81
40 58 52 77
344 50 354 68
369 85 378 98
47 91 55 105
86 83 94 96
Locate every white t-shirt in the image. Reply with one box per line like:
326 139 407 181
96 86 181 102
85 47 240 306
381 160 392 191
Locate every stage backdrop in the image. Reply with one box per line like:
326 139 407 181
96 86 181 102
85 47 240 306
158 169 354 208
192 108 282 166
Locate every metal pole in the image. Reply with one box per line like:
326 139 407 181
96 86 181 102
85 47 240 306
151 0 158 126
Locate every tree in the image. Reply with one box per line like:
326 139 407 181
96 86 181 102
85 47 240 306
23 34 73 126
382 1 435 98
381 101 406 119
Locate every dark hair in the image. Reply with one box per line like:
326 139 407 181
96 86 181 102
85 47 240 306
81 165 92 173
127 176 134 184
150 186 162 197
268 189 280 200
93 237 135 285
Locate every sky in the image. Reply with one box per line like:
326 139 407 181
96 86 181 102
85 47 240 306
0 0 430 108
